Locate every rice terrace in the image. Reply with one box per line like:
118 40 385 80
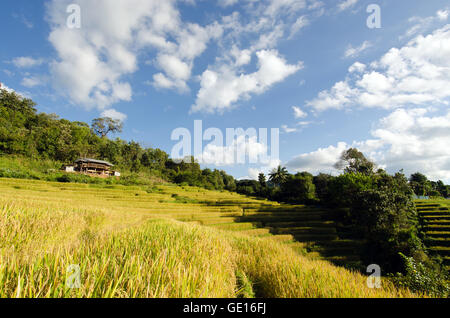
1 0 450 304
0 178 419 298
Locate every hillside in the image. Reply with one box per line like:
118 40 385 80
416 200 450 271
0 177 418 298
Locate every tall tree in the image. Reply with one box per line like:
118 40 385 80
334 148 376 175
91 117 123 138
258 173 267 188
409 172 432 196
269 166 289 187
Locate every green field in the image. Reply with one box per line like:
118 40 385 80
0 178 420 298
416 200 450 271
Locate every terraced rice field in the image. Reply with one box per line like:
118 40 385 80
416 200 450 271
197 205 364 269
0 177 418 298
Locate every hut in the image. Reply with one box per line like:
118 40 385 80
74 158 114 177
63 165 75 173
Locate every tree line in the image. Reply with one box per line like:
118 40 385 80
0 89 236 191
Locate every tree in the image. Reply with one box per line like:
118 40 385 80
409 172 431 196
269 166 289 187
280 172 316 203
258 173 267 188
91 117 123 138
313 173 333 202
349 172 422 273
334 148 376 175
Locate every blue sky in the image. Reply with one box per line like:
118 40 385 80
1 0 450 182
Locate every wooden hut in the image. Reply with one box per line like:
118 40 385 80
74 158 114 177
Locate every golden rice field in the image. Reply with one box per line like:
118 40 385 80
0 177 421 298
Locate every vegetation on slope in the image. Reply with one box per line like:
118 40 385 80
0 89 236 191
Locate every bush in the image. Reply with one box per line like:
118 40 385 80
279 173 316 204
325 173 376 207
390 253 449 298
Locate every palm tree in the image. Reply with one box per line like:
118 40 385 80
269 166 289 187
258 173 267 188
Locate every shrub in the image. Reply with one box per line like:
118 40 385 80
279 172 317 204
390 253 449 298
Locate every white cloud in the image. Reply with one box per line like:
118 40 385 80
338 0 358 12
437 9 449 21
344 41 372 58
307 25 450 112
192 50 303 113
402 9 449 40
218 0 239 7
289 15 309 39
286 108 450 182
265 0 307 18
47 0 220 109
246 158 281 180
152 73 188 92
101 109 128 122
287 142 348 175
292 106 307 118
12 57 44 68
200 135 269 166
368 108 450 181
21 76 44 88
0 82 15 93
348 62 366 73
281 125 298 133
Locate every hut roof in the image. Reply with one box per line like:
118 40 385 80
75 158 114 167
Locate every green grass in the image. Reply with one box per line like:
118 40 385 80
0 178 421 298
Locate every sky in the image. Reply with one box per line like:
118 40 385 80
1 0 450 182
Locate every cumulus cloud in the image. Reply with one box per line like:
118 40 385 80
192 50 303 113
348 62 366 73
306 25 450 112
286 142 348 175
286 108 450 182
47 0 220 110
101 109 128 122
44 0 326 115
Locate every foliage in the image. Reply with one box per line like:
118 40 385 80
91 117 123 138
0 89 235 191
325 172 376 207
279 172 317 204
334 148 376 175
349 175 422 273
268 166 289 187
390 253 449 298
409 172 448 198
